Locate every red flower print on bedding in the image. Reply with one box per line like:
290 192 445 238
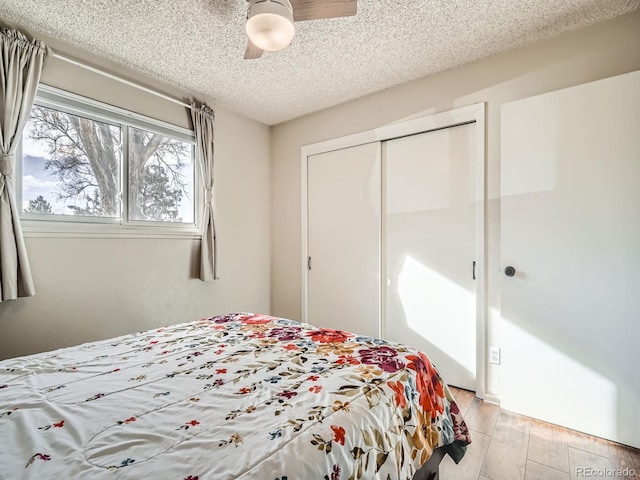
306 328 353 343
358 346 405 373
388 380 407 408
25 453 50 468
336 355 360 366
268 326 303 341
242 314 273 324
278 390 298 400
406 351 445 414
211 313 242 323
38 420 64 431
117 417 136 425
178 420 200 430
331 425 346 445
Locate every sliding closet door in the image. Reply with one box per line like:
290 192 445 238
307 143 380 337
383 124 477 390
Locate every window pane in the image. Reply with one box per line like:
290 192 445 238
22 105 122 218
128 127 194 223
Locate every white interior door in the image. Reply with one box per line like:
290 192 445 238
500 70 640 448
307 142 381 337
383 124 477 390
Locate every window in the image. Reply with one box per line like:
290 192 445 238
19 86 198 237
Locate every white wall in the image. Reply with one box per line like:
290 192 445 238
0 22 271 360
270 11 640 398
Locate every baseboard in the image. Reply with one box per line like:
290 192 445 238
482 393 501 406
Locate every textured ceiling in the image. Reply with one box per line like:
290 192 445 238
1 0 638 125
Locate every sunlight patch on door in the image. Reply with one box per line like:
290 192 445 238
502 319 617 440
396 254 475 378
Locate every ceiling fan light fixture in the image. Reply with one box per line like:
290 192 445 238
246 0 295 52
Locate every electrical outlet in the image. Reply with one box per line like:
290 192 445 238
489 347 501 365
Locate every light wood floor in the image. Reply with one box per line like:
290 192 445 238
441 387 640 480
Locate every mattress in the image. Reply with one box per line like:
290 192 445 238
0 313 471 479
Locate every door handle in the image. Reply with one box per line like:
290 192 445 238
308 256 312 271
504 266 516 277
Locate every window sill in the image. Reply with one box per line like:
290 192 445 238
20 219 202 240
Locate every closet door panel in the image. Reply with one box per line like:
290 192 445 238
383 124 477 390
307 142 381 337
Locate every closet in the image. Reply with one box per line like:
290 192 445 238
302 104 485 392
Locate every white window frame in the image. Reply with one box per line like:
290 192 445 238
17 85 202 239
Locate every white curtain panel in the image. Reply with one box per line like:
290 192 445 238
0 28 48 302
190 104 218 281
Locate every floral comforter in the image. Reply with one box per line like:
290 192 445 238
0 313 470 480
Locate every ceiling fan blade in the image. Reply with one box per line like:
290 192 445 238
244 39 264 59
290 0 357 21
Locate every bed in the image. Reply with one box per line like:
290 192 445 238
0 313 471 479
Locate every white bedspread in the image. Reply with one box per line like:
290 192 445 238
0 313 470 479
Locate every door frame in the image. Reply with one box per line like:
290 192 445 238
301 103 487 398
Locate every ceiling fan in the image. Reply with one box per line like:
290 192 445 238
244 0 357 59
